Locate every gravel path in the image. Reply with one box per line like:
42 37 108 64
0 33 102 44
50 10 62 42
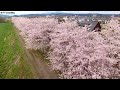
15 28 59 79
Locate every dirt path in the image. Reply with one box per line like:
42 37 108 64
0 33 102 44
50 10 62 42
14 28 59 79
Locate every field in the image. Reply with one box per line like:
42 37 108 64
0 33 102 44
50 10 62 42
0 22 36 79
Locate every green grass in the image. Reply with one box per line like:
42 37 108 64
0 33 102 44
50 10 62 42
0 22 36 79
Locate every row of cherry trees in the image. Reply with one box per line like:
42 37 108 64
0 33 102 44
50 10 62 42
12 17 120 79
12 17 58 51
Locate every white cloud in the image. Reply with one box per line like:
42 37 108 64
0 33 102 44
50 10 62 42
61 11 90 14
14 11 55 15
0 11 56 15
61 11 120 14
1 11 120 15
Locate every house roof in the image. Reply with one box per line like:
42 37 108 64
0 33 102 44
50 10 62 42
78 21 96 26
88 21 101 31
78 21 101 31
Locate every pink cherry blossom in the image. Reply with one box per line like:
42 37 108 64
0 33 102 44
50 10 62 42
12 17 120 79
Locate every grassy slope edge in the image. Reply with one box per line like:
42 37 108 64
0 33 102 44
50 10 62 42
0 22 36 79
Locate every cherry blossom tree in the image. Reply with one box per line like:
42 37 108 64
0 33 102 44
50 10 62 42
12 17 120 79
12 17 58 51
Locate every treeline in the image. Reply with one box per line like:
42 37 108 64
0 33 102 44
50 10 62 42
0 17 11 23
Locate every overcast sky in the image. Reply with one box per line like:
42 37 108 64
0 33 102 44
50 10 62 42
1 11 120 15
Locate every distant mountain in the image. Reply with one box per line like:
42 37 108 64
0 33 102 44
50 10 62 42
13 12 77 17
12 12 120 17
0 14 11 18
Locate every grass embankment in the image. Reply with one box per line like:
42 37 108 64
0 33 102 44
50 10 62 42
0 22 36 79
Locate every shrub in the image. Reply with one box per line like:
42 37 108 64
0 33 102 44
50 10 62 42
0 17 6 23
